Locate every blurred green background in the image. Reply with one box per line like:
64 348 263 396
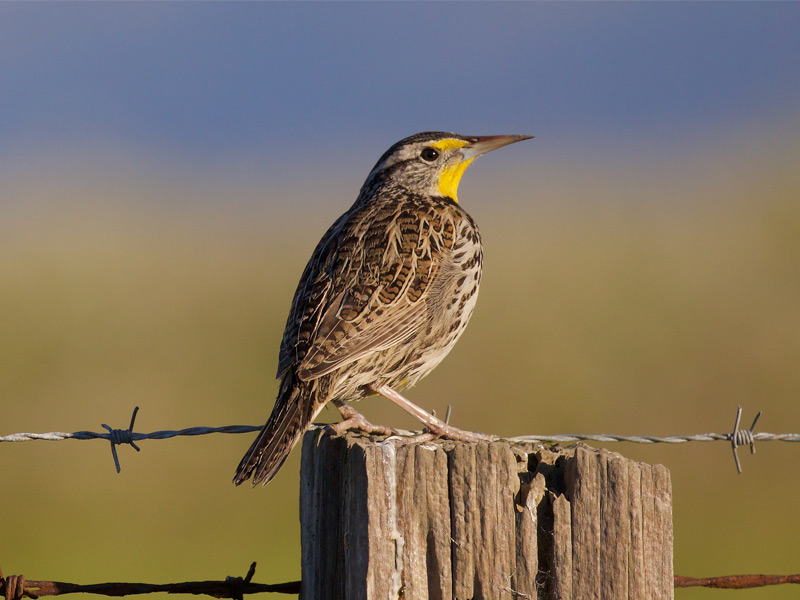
2 3 800 599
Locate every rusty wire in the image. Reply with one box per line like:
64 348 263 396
674 573 800 589
4 565 800 597
1 405 797 473
0 564 300 600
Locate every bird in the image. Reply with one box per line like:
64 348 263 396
234 131 531 486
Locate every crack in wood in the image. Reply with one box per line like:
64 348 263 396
300 432 673 600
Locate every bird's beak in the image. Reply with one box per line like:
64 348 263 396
437 134 532 203
460 135 533 160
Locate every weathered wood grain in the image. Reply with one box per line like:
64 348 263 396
300 432 673 600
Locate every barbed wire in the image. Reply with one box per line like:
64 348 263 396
2 405 797 474
3 564 799 598
0 407 262 473
0 563 300 600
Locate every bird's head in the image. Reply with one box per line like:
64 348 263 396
363 131 532 204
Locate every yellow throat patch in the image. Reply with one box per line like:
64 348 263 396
431 138 472 203
437 158 474 203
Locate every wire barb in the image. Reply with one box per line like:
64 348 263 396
102 406 141 473
0 566 33 600
730 406 762 475
224 562 257 600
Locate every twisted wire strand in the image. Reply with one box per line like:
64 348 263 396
506 432 800 444
0 562 300 599
1 406 797 473
6 428 799 445
0 425 263 443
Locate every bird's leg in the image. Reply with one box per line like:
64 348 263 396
370 383 498 442
327 399 397 437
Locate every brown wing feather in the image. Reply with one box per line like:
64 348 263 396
282 197 453 382
276 212 347 379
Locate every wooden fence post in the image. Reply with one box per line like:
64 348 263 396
299 430 673 600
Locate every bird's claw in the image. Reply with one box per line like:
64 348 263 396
328 403 396 437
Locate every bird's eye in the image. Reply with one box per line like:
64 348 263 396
420 147 439 162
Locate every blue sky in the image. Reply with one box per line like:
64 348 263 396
2 2 799 172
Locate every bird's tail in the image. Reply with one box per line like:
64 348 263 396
233 378 321 486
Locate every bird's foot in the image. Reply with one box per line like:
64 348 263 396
420 418 496 443
370 383 498 443
327 400 397 437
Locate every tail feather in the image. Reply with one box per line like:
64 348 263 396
234 382 318 486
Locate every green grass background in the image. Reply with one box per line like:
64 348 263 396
2 129 800 598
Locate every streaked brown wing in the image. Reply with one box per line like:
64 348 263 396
276 213 345 379
290 202 450 381
296 288 429 380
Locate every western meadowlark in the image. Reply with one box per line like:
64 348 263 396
234 131 531 486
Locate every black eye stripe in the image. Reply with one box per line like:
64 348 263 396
420 147 439 162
